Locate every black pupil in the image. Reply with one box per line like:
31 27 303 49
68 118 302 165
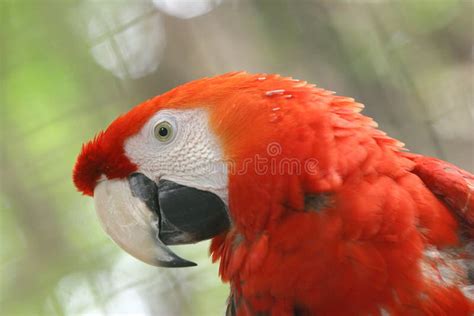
158 126 168 137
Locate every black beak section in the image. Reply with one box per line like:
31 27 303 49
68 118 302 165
127 173 230 266
157 179 230 245
128 173 196 267
128 173 160 216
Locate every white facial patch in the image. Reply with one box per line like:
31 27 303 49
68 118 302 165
124 108 228 203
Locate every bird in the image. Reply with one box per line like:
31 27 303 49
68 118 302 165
73 72 474 315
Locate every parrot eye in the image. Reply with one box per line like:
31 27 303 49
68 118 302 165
154 121 174 143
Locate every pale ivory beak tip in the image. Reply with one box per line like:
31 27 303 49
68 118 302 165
93 179 195 267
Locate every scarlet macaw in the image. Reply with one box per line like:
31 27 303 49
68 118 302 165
73 72 474 315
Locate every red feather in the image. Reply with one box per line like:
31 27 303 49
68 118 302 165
73 72 474 314
404 153 474 226
203 73 474 315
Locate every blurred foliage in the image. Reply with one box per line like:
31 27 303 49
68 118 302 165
1 0 472 315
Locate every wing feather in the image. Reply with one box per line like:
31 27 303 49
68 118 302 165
405 153 474 226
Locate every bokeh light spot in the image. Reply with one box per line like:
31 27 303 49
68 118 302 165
152 0 223 19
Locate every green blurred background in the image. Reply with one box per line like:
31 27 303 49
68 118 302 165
1 0 473 315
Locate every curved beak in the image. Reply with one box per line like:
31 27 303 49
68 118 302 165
93 173 230 267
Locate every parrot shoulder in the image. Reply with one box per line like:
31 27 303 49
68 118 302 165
402 153 474 302
404 153 474 226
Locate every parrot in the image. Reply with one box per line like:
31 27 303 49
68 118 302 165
73 72 474 316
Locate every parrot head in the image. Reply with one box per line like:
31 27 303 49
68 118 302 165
73 72 348 268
